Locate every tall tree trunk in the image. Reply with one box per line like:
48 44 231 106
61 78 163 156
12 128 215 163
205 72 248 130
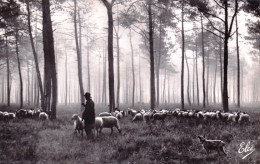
116 33 120 108
201 15 206 108
87 32 91 92
139 53 142 104
65 45 68 105
206 46 209 106
5 36 10 106
148 1 155 110
73 0 84 108
214 48 218 105
181 1 185 109
42 0 57 119
185 52 191 106
102 48 107 105
219 34 223 106
236 15 240 108
130 28 135 107
192 51 195 104
27 61 30 105
26 0 44 109
156 18 162 107
15 29 23 108
163 67 167 104
102 0 115 112
196 45 200 106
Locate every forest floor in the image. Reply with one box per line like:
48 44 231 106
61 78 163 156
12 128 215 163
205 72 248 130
0 103 259 164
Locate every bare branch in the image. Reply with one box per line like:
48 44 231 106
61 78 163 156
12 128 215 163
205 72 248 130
213 0 225 9
204 28 224 40
205 16 225 35
228 0 238 36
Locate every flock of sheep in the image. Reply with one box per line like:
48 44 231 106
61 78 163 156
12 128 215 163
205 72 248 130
0 108 49 121
72 108 251 137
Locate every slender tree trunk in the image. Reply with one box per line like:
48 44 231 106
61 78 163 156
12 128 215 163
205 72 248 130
219 34 223 106
15 29 23 108
116 33 120 108
65 45 68 105
201 15 206 108
87 32 91 92
214 48 218 105
42 0 57 119
196 45 200 106
26 0 44 109
139 53 142 104
73 0 84 108
129 28 135 107
236 15 240 108
185 52 191 106
181 2 185 109
206 46 209 106
223 0 229 112
148 1 155 110
193 52 195 104
5 36 10 106
163 68 167 104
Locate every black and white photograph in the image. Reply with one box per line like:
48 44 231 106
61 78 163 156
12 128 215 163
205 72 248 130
0 0 259 163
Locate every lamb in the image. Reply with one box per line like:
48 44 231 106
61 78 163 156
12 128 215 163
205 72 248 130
132 113 143 122
71 114 84 136
39 112 49 120
198 135 226 156
0 111 4 121
99 112 112 117
238 112 250 124
95 116 121 135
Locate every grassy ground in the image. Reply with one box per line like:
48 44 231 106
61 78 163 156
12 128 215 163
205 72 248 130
0 103 259 164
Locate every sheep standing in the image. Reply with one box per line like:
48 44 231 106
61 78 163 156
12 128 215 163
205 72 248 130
39 112 49 120
152 112 167 122
95 116 121 135
198 135 226 156
72 114 84 136
238 112 250 124
99 112 112 117
132 113 143 122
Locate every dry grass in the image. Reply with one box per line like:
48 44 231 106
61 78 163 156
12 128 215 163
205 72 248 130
0 103 259 164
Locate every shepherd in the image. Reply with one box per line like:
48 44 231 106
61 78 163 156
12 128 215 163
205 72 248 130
82 92 95 139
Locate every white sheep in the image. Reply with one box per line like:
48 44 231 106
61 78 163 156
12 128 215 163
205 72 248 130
8 113 16 120
99 112 112 117
198 135 226 155
143 112 152 122
39 112 49 120
95 116 121 135
115 111 123 119
238 113 250 124
132 113 143 122
71 114 84 136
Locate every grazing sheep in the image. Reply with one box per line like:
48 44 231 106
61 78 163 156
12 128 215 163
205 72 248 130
143 112 152 122
8 113 16 120
39 112 49 120
238 112 250 124
71 114 84 136
26 109 34 118
0 111 4 121
99 112 112 117
115 111 123 119
95 116 121 135
198 135 226 156
132 113 143 122
152 112 167 122
129 109 137 117
15 109 28 119
227 112 240 123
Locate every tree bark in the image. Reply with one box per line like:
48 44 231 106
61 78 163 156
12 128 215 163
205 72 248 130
196 45 200 106
15 29 23 108
236 15 240 108
200 15 206 108
185 52 191 106
148 1 156 110
26 0 44 109
181 1 185 109
42 0 57 119
5 35 10 107
73 0 84 108
130 28 135 107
